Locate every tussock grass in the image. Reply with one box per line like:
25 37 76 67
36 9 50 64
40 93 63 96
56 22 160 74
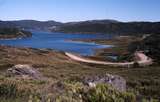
0 45 160 101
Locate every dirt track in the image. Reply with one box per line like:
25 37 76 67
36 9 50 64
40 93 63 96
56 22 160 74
65 52 153 67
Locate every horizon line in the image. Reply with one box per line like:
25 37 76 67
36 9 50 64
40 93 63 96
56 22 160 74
0 19 160 23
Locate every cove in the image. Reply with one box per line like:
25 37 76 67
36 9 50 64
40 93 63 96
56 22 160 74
0 31 113 56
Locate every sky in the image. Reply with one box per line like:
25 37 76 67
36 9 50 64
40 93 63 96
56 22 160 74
0 0 160 22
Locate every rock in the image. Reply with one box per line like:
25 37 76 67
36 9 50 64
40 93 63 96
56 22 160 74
7 64 43 80
84 73 126 92
88 82 96 87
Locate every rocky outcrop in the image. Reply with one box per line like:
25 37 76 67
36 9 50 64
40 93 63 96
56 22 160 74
84 74 126 92
7 64 43 80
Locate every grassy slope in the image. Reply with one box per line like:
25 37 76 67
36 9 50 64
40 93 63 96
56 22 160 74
70 36 160 100
0 45 160 101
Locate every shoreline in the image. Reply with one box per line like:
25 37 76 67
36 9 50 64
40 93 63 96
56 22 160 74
0 37 23 40
0 33 142 62
69 36 142 60
0 34 32 40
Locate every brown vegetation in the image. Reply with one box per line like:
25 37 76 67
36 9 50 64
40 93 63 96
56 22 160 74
0 45 160 101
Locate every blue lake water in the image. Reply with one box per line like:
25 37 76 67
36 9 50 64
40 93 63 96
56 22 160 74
0 31 113 56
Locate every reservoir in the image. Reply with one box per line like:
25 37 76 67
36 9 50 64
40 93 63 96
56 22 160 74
0 31 113 56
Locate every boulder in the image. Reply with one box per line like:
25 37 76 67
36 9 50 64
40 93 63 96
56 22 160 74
84 73 126 92
7 64 43 79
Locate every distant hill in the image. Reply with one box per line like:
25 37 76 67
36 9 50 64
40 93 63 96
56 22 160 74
11 20 62 31
0 20 62 31
0 21 17 28
52 20 160 36
65 19 119 25
1 19 160 35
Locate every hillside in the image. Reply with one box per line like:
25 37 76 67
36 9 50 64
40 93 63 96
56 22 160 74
0 21 16 28
0 45 159 101
11 20 62 31
1 20 160 36
0 28 32 39
0 20 62 31
53 21 160 36
128 34 160 63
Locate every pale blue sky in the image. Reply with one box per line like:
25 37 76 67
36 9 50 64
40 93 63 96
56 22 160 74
0 0 160 22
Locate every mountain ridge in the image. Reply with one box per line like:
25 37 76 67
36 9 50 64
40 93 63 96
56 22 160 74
0 19 160 35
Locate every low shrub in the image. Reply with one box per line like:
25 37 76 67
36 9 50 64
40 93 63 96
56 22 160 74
56 82 136 102
0 83 18 98
81 84 136 102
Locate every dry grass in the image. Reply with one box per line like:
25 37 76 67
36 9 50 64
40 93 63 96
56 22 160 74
0 45 110 80
0 45 160 101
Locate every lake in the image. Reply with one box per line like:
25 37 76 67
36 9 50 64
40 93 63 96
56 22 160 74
0 31 113 56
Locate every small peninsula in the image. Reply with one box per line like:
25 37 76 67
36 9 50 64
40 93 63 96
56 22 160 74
0 28 32 39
